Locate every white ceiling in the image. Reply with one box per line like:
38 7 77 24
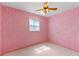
1 2 79 17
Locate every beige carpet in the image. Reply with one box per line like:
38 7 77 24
3 42 79 56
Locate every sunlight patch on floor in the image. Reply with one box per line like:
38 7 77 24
34 45 51 53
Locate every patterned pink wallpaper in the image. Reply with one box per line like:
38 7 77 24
0 4 79 55
0 5 2 55
0 5 48 55
48 7 79 52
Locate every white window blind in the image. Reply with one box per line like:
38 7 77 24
29 18 40 31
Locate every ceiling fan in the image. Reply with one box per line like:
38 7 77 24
36 2 57 15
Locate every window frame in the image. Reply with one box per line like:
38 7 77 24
29 18 40 32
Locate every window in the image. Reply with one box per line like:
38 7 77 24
29 18 40 31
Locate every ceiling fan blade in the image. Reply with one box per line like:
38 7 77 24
36 9 43 11
48 8 57 10
36 9 46 15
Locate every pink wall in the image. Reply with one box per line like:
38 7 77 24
0 5 48 54
0 5 2 55
0 4 79 55
48 7 79 52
